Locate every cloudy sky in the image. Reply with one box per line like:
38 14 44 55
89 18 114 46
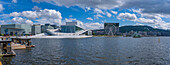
0 0 170 30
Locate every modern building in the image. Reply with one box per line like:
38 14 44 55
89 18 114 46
32 24 41 35
60 22 83 33
45 21 90 36
92 29 105 35
41 24 55 33
104 23 119 35
51 25 59 29
1 24 32 35
0 25 1 34
66 22 77 25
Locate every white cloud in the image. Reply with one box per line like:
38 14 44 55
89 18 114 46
9 9 62 25
106 12 112 18
64 18 103 29
132 9 143 14
32 0 170 16
85 7 91 12
10 9 62 20
94 14 103 19
137 18 155 24
11 17 33 24
117 13 137 21
154 22 170 30
131 9 170 29
135 23 144 26
40 9 62 19
10 12 21 17
86 17 93 20
127 10 170 29
111 11 118 15
22 11 39 19
64 18 76 22
0 4 4 12
84 22 104 30
94 8 105 15
0 20 6 24
12 0 17 3
32 6 41 12
25 20 33 24
36 18 62 25
32 0 123 9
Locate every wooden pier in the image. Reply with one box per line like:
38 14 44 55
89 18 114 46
11 38 35 49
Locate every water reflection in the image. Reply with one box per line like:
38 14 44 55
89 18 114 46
1 37 170 65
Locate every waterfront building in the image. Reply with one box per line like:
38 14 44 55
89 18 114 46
45 21 90 37
1 24 31 35
60 22 83 33
92 29 105 35
51 25 59 29
41 24 55 33
32 24 41 35
104 23 119 35
87 30 92 35
122 32 128 37
0 25 1 34
138 31 148 36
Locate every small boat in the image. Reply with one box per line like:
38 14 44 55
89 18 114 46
11 38 35 49
0 40 16 57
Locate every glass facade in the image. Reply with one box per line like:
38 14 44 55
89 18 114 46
1 24 31 34
32 25 41 35
61 25 83 33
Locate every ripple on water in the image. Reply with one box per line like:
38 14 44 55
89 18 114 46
1 37 170 65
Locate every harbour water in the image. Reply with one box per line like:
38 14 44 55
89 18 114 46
1 37 170 65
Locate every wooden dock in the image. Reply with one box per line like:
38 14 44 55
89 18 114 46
11 38 35 49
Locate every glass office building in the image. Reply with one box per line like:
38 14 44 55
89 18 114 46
1 24 32 35
32 24 41 35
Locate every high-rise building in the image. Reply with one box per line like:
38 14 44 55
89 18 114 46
104 23 119 35
32 24 41 35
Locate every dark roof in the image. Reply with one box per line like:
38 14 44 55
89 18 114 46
0 40 11 43
11 38 31 40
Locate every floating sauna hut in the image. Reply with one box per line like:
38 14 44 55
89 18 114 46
0 40 16 57
11 38 35 49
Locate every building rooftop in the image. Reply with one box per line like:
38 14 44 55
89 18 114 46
0 40 11 43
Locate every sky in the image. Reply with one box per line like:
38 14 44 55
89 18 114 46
0 0 170 30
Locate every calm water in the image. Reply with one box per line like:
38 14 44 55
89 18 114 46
1 37 170 65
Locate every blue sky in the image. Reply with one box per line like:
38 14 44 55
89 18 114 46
0 0 170 30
